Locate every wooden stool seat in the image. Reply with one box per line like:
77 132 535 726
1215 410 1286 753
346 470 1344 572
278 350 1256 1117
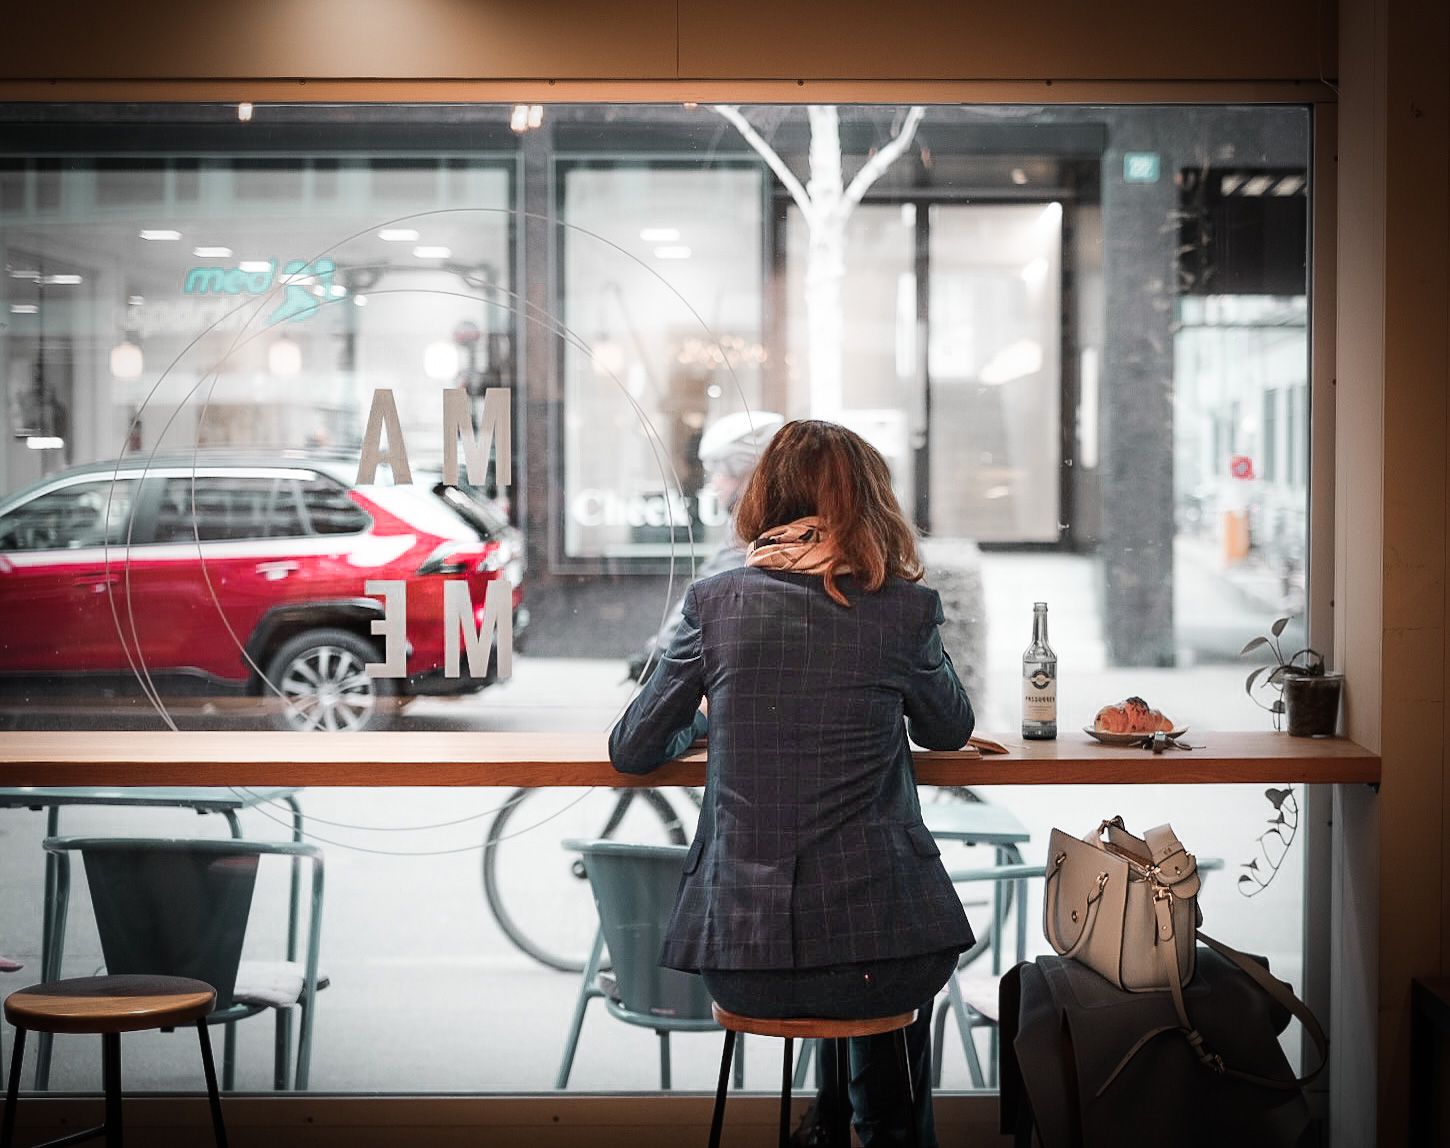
707 1005 919 1148
710 1003 917 1039
5 975 216 1035
3 975 227 1148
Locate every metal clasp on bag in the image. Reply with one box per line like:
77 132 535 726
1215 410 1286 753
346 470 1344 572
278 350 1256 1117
1152 883 1176 942
1090 871 1109 901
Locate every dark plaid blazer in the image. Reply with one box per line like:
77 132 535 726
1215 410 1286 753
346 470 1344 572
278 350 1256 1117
609 565 976 972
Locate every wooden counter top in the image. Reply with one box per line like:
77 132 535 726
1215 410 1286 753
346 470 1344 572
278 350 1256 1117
0 731 1381 788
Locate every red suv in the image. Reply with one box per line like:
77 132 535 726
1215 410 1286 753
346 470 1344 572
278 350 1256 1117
0 453 527 731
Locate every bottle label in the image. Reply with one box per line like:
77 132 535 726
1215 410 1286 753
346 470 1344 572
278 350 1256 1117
1024 669 1056 721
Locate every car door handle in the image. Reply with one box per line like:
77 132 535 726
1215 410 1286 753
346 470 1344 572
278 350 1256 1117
73 573 119 594
255 560 299 581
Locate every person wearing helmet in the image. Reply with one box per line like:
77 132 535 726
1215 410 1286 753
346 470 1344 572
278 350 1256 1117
625 410 784 683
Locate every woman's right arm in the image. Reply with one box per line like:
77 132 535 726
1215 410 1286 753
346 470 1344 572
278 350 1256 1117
609 585 709 774
902 590 976 750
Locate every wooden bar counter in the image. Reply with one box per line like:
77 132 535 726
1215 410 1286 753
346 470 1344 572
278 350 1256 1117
0 731 1381 788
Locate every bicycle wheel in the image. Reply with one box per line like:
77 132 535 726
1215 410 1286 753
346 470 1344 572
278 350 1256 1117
482 787 690 972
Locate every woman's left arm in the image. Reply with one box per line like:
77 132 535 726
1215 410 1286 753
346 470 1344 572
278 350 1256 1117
902 590 976 751
609 585 709 774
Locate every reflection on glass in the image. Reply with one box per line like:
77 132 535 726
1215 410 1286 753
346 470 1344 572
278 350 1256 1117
0 102 1314 1094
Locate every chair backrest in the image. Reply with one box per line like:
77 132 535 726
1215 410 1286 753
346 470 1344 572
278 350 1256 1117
47 838 264 1010
575 840 715 1023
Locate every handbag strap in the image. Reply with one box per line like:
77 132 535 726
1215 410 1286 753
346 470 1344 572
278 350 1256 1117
1043 851 1109 959
1094 922 1329 1097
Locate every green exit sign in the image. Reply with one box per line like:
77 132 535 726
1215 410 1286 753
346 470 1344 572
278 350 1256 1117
1123 152 1161 183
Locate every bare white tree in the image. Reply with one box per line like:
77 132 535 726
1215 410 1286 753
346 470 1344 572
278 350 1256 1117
714 104 926 416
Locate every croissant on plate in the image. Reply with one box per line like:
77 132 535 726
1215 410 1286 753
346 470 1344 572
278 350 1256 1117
1094 696 1175 734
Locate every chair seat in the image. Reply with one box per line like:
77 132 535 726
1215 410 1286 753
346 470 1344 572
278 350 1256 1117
956 973 1001 1023
4 975 216 1035
232 961 331 1009
710 1003 916 1039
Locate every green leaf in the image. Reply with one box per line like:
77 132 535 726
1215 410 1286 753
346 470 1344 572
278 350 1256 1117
1268 665 1293 687
1245 666 1271 696
1240 636 1270 656
1265 787 1292 808
1271 617 1290 637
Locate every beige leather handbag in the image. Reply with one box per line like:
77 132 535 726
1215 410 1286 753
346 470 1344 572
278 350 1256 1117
1043 814 1328 1094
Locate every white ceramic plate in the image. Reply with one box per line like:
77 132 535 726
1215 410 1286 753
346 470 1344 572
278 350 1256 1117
1083 726 1189 746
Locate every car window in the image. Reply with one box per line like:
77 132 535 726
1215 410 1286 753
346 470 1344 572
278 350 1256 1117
155 476 309 542
300 476 371 534
0 478 136 552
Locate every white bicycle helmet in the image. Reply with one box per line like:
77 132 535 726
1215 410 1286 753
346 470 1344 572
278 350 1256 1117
697 410 785 478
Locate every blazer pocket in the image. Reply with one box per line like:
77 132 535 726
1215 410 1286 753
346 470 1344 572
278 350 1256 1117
904 822 942 858
682 836 705 873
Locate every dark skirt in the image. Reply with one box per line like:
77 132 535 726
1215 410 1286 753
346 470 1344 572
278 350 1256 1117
701 948 959 1019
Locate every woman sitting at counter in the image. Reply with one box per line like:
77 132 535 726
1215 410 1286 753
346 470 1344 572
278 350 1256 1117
610 418 976 1146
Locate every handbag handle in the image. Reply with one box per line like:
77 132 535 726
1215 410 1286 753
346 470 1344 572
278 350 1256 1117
1043 852 1109 959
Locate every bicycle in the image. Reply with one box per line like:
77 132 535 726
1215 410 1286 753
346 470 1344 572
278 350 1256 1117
481 784 1019 974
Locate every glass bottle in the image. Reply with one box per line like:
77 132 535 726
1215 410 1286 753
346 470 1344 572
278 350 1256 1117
1022 601 1057 740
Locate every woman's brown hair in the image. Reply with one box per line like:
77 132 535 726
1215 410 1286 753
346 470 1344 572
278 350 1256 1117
734 419 923 604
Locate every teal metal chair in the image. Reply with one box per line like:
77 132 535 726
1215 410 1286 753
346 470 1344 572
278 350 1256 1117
555 839 744 1090
43 837 326 1091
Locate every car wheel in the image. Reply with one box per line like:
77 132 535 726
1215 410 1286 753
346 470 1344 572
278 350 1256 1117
263 628 397 733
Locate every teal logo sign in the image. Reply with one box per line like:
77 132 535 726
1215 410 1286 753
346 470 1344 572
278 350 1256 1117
1123 152 1161 184
180 258 336 326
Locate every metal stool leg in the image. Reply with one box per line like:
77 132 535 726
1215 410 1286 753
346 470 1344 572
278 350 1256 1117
1 1027 26 1148
197 1021 228 1147
707 1029 736 1148
827 1036 852 1147
778 1036 794 1148
895 1027 918 1148
658 1032 671 1090
222 1021 237 1091
101 1032 122 1148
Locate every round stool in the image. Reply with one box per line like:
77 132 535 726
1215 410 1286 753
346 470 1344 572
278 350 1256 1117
2 975 227 1148
707 1004 918 1148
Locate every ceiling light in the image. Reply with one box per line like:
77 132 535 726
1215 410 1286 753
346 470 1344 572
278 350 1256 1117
353 295 369 307
9 304 38 315
1011 168 1029 185
268 336 302 377
40 274 83 285
1240 175 1274 197
238 260 272 273
8 269 40 279
653 246 692 260
329 284 347 297
378 228 420 242
1219 174 1245 196
640 228 680 243
528 105 543 129
1272 174 1306 196
128 295 146 306
110 339 144 380
238 102 254 122
413 246 451 259
193 246 232 258
510 105 529 132
26 437 65 450
424 340 461 381
139 229 182 241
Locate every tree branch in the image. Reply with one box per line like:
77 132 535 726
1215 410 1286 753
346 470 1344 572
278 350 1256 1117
712 104 816 224
842 105 926 210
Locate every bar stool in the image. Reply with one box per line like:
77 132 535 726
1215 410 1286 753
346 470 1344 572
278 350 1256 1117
707 1004 918 1148
2 974 227 1148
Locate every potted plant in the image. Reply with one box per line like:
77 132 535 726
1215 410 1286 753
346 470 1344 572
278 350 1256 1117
1241 618 1344 736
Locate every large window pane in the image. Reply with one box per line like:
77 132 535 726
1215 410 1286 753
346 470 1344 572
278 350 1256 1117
0 102 1315 1096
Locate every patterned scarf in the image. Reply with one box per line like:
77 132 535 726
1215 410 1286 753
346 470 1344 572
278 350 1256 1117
745 516 844 575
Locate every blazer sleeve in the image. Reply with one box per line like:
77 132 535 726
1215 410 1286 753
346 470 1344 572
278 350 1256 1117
609 584 709 774
902 590 976 751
